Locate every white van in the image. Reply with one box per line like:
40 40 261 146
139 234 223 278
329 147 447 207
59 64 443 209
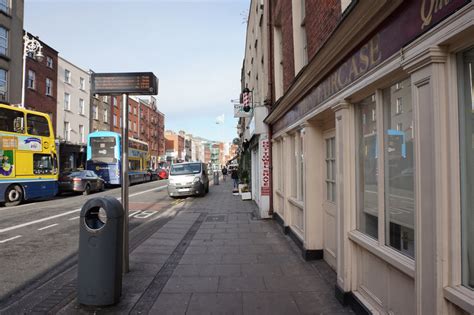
167 162 209 197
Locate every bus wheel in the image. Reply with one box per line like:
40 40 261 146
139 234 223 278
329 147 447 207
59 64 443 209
5 185 23 207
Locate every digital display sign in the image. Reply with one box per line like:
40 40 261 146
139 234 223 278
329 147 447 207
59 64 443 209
91 72 158 95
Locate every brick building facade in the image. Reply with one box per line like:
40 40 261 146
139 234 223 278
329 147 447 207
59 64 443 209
24 32 58 133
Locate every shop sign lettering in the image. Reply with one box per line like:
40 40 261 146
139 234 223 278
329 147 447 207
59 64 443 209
261 140 270 196
273 0 469 133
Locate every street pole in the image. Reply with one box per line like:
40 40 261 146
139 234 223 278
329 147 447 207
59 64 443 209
121 93 129 273
20 49 26 108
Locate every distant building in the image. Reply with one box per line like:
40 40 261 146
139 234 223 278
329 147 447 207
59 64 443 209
165 130 184 162
0 1 23 104
90 95 110 132
56 56 90 171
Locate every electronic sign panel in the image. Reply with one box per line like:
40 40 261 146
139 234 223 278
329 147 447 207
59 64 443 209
91 72 158 95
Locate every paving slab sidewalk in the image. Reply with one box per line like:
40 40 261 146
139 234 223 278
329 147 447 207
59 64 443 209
57 179 354 314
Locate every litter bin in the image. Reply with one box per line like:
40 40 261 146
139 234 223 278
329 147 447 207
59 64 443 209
213 171 219 185
77 196 124 306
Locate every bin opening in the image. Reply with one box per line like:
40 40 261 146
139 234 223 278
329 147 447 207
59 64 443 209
84 207 107 230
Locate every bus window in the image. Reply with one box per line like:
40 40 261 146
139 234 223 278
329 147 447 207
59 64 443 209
52 153 58 174
27 114 50 137
33 154 53 175
129 159 141 171
90 137 117 163
0 107 24 133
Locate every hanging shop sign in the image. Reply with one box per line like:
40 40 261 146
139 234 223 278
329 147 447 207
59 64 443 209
234 104 252 118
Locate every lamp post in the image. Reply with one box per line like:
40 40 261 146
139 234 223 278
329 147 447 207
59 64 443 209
21 33 44 108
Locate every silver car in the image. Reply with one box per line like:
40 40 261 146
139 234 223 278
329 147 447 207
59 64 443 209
58 170 105 195
167 162 209 197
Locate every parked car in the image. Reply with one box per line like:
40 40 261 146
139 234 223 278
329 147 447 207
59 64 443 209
158 168 168 180
167 162 209 197
58 170 105 195
147 169 159 181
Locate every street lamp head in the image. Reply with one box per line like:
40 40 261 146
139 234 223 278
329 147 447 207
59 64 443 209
35 49 45 63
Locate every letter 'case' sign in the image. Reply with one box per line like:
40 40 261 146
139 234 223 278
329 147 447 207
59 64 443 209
91 72 158 95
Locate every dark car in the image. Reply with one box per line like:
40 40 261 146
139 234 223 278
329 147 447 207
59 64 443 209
158 168 168 180
58 170 105 195
147 169 159 181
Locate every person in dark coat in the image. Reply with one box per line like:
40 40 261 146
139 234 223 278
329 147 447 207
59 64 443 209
230 168 239 189
221 166 228 181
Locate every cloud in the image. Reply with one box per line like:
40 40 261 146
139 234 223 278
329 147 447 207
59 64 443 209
215 114 225 124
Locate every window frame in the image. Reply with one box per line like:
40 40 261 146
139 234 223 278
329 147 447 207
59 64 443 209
27 70 36 89
79 98 85 115
46 56 53 68
64 121 70 141
64 92 70 110
354 80 416 260
45 78 53 96
325 135 336 203
0 0 10 15
0 68 7 100
64 69 71 83
0 26 8 56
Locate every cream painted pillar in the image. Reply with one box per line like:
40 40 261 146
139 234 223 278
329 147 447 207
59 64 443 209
333 101 357 296
403 47 449 315
281 133 291 228
303 121 325 256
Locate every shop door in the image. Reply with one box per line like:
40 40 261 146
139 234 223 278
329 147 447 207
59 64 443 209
323 133 337 270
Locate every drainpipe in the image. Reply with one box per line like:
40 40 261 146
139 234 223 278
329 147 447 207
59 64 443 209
267 0 274 216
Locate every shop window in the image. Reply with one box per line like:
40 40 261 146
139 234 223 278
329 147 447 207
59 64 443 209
383 77 414 258
356 94 378 239
325 137 336 202
290 134 297 198
458 47 474 289
27 113 50 137
356 78 415 258
297 130 304 201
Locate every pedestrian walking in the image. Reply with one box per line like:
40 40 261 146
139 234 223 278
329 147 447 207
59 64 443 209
221 166 228 182
231 168 239 189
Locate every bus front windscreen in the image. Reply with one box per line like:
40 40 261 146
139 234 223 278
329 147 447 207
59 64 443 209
90 137 117 163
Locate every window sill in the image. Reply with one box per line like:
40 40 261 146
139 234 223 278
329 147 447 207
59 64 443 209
275 189 284 198
288 197 304 210
0 54 10 62
444 286 474 314
348 230 415 278
0 10 11 18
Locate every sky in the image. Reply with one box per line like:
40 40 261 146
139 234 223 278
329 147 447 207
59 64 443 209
24 0 249 143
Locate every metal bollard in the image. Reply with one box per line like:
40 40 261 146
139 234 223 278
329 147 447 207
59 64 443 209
77 196 124 306
213 171 219 185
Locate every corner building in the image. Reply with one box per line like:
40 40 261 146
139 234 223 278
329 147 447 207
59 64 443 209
262 0 474 314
